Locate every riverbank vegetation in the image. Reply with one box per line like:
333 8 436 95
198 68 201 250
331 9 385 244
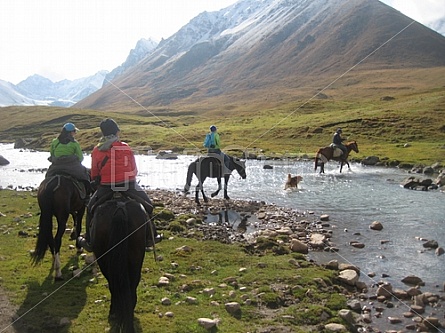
0 86 444 166
0 189 350 333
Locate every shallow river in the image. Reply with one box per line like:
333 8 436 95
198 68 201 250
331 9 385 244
1 143 444 290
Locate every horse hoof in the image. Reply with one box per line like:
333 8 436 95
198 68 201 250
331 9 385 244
54 276 64 282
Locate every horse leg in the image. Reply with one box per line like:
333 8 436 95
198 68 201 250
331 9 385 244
53 214 68 280
53 253 63 281
70 213 77 240
194 186 200 205
320 162 325 174
211 178 222 198
74 206 85 251
223 175 230 200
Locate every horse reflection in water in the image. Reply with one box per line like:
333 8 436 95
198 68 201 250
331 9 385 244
204 209 249 235
184 154 246 205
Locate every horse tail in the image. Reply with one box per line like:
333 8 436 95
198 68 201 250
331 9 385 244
108 203 134 331
32 186 54 265
314 151 320 171
184 161 196 192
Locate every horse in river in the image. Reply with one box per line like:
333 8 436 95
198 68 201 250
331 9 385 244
184 154 247 205
91 194 147 333
31 175 87 280
314 141 359 174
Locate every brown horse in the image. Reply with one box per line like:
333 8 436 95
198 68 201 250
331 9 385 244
92 194 147 333
314 141 359 174
31 175 86 280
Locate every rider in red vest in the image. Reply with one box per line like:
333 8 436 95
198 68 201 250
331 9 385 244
78 118 161 251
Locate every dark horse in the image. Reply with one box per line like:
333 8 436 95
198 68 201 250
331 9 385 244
31 175 86 280
184 154 247 205
92 194 147 333
314 141 359 174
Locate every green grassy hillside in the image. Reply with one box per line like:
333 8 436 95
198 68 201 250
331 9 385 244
1 86 444 166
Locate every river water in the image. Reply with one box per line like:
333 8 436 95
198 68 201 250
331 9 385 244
1 143 444 290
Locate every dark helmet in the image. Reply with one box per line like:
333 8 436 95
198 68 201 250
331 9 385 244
210 125 217 132
100 118 120 136
336 128 342 134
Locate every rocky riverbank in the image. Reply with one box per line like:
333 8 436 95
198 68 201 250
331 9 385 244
148 189 445 333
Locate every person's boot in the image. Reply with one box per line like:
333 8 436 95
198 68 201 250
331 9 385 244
83 181 93 206
78 211 93 252
145 217 162 249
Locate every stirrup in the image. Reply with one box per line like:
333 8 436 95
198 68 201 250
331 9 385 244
78 236 93 252
146 234 163 249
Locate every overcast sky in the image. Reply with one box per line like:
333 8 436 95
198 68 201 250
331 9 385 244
0 0 443 85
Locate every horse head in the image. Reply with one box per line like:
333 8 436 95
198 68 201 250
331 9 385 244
230 156 247 179
348 141 359 153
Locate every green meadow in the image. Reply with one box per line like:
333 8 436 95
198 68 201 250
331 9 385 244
1 189 348 333
0 85 444 166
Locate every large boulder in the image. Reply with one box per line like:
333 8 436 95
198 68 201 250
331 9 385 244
14 138 39 149
361 156 380 166
401 176 433 190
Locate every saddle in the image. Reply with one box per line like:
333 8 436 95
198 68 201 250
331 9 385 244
45 174 88 199
90 190 146 216
329 144 343 158
202 154 231 175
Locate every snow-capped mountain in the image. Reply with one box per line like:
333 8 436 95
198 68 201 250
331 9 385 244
76 0 445 110
1 0 444 109
0 72 108 107
0 38 158 107
0 80 44 106
104 38 158 85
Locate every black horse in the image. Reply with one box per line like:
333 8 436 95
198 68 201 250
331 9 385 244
92 194 147 333
184 154 247 205
31 175 86 280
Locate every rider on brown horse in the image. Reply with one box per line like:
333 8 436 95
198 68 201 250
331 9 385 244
332 128 347 156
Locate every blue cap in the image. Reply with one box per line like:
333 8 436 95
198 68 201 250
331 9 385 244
63 123 79 132
210 125 217 132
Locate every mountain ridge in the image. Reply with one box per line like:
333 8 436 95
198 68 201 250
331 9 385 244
75 0 445 111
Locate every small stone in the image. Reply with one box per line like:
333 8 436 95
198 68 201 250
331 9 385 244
369 221 383 230
388 316 402 324
197 318 218 330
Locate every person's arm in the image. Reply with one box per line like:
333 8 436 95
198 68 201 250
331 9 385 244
90 149 100 180
73 141 84 162
214 133 221 148
128 149 138 176
50 139 57 157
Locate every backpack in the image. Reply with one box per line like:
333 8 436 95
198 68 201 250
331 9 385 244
203 133 214 148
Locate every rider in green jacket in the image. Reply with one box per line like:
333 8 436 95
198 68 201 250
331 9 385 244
46 122 91 192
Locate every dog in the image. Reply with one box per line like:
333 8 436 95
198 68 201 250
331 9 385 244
284 174 303 189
